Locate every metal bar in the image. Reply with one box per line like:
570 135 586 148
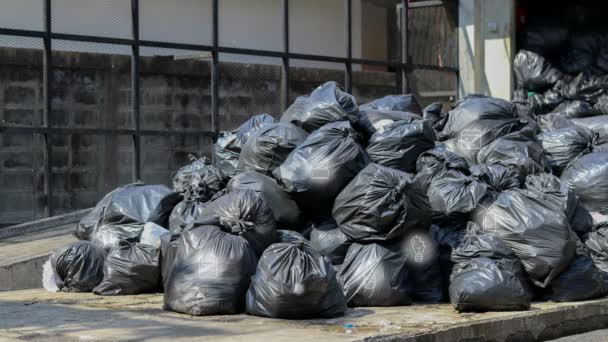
42 0 53 217
395 2 404 93
409 0 443 8
131 0 141 181
139 40 213 51
345 0 352 93
211 0 219 136
281 0 289 111
402 0 409 93
0 28 44 38
0 126 217 137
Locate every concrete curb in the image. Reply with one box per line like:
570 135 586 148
0 208 91 240
364 299 608 342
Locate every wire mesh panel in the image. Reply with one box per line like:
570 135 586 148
289 0 346 58
289 60 345 100
50 133 133 215
353 0 401 62
352 64 397 105
220 0 282 52
218 54 282 130
0 0 44 31
52 0 131 39
140 0 213 45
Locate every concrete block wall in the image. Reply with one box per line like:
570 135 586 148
0 47 397 226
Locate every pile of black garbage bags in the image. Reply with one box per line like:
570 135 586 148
45 79 608 317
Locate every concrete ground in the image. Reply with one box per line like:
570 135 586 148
1 290 608 342
549 329 608 342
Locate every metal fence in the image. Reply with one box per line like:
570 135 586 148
0 0 458 225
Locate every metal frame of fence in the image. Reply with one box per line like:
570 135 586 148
0 0 458 218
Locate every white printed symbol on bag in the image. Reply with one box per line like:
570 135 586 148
311 158 330 180
461 129 482 150
198 255 220 279
411 235 425 263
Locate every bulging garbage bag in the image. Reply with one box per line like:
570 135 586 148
273 121 369 216
561 152 608 213
594 96 608 115
366 120 436 173
93 243 161 295
472 179 576 288
238 123 308 175
537 113 575 132
422 102 443 126
537 126 596 174
172 156 224 202
164 226 258 315
309 219 351 265
333 163 431 242
513 50 566 92
197 189 277 255
560 73 608 103
438 96 518 140
280 81 358 132
49 241 106 292
584 223 608 277
414 146 470 191
140 222 169 248
159 232 180 288
430 224 465 299
168 199 208 234
360 94 422 114
469 164 521 192
338 243 412 307
528 89 564 114
214 131 242 179
571 115 608 145
542 238 607 302
227 171 300 226
147 192 183 229
449 223 532 312
246 241 346 319
355 110 421 139
236 113 277 144
427 170 488 215
276 230 307 243
552 100 597 118
79 183 172 250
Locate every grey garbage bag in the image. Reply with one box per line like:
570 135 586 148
159 232 180 288
360 94 422 114
513 50 566 92
168 199 208 234
561 152 608 213
236 113 277 144
273 121 369 216
276 230 307 243
542 238 607 302
414 146 470 191
93 243 161 295
246 241 346 319
163 226 258 315
528 89 564 114
355 110 421 139
366 120 435 173
427 170 488 215
594 95 608 115
584 223 608 279
537 126 596 174
537 113 575 132
422 102 443 126
551 100 597 118
147 192 183 229
79 183 172 250
469 164 521 192
280 81 358 132
571 115 608 145
338 243 412 307
227 171 300 226
76 185 127 241
430 224 465 300
333 163 431 242
214 131 242 179
197 189 277 256
449 223 532 312
238 123 308 175
172 156 224 201
472 177 577 288
50 241 106 292
559 73 608 103
309 219 351 265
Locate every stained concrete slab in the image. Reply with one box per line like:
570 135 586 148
1 290 608 342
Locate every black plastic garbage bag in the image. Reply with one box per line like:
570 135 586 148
147 192 184 229
80 183 172 250
469 164 521 192
276 230 307 243
472 182 576 288
164 226 258 315
399 232 444 303
560 73 608 103
552 100 597 118
366 120 435 173
280 81 358 132
159 233 180 288
334 163 431 242
273 121 369 215
168 199 208 234
238 123 308 175
227 171 300 226
360 94 422 114
537 113 575 133
449 223 532 312
514 50 565 92
246 241 346 319
537 126 596 174
236 113 277 144
309 219 351 265
414 146 470 191
584 223 608 278
427 170 488 215
93 243 161 295
355 110 421 139
197 189 277 255
338 243 412 307
528 89 564 114
214 131 242 179
422 102 443 126
50 241 106 292
542 238 607 302
438 96 518 140
594 96 608 115
430 224 465 300
561 152 608 213
172 157 224 202
571 115 608 145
